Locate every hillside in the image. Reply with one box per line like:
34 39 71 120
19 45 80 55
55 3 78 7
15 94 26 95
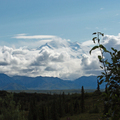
0 73 105 90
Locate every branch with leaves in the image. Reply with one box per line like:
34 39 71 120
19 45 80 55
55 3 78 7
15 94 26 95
90 32 120 120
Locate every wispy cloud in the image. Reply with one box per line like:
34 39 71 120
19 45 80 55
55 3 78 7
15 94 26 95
13 34 56 39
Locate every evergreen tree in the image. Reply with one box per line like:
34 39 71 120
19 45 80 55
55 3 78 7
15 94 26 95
58 93 65 118
69 100 74 116
28 97 37 120
74 99 79 114
38 103 47 120
46 104 50 120
62 92 65 104
51 98 59 120
80 86 85 113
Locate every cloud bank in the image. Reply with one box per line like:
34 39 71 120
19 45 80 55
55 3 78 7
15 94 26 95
0 33 120 80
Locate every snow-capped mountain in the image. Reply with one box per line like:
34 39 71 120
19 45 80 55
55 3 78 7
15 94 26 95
0 38 100 80
36 39 88 59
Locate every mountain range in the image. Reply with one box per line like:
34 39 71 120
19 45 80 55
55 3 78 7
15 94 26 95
0 73 105 90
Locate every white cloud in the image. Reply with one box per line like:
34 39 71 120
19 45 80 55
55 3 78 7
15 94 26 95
0 33 120 80
11 34 62 48
13 34 56 39
81 40 94 46
102 34 120 50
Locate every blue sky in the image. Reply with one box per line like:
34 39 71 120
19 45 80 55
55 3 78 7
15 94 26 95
1 0 120 45
0 0 120 79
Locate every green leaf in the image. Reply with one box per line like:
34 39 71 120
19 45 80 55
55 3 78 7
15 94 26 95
97 75 104 79
92 37 97 43
111 47 117 52
99 32 104 36
92 32 96 35
99 44 105 48
100 66 103 69
105 61 109 65
99 79 104 84
115 94 117 97
89 45 99 54
98 55 102 62
99 44 108 52
117 51 120 56
101 72 105 75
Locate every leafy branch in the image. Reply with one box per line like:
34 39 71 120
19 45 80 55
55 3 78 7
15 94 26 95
90 32 120 119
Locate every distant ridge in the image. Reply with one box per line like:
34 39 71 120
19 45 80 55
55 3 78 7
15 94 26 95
1 83 27 90
0 73 105 90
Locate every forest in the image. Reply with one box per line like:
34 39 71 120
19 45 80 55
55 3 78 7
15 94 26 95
0 87 104 120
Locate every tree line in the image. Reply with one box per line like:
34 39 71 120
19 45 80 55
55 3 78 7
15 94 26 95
0 86 103 120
